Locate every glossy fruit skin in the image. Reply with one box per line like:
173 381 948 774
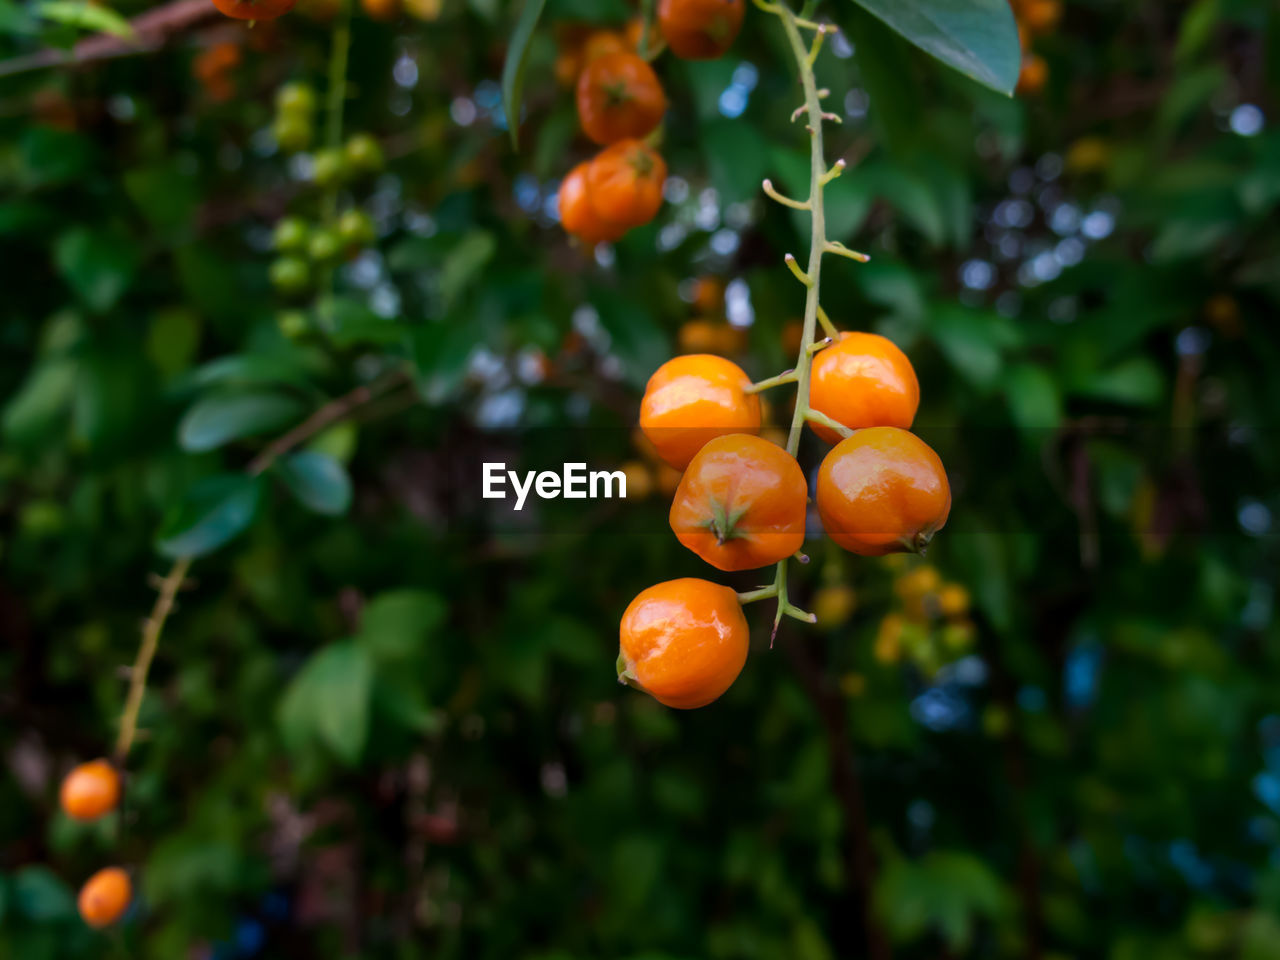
585 139 666 230
670 434 807 571
576 52 666 145
618 578 749 709
640 354 761 470
817 427 951 556
658 0 744 60
78 867 131 928
210 0 296 20
59 760 121 821
582 29 629 64
808 331 920 443
559 161 625 245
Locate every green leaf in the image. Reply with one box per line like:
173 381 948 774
2 358 76 447
36 0 134 36
359 589 448 661
12 866 75 921
156 474 264 559
276 451 353 516
53 226 139 312
842 0 1021 95
278 641 373 764
500 0 547 149
1004 363 1062 433
178 390 305 453
928 303 1013 390
146 308 202 380
18 127 93 187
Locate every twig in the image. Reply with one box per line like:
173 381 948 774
114 556 192 761
0 0 217 79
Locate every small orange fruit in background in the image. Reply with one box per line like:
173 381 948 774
60 759 121 821
1018 53 1048 95
618 578 749 708
360 0 398 20
670 434 807 571
808 331 919 443
78 867 131 928
1020 0 1061 35
816 426 951 556
582 29 630 64
559 160 625 245
210 0 296 20
640 354 762 469
193 43 241 102
658 0 745 60
576 51 667 145
586 139 667 230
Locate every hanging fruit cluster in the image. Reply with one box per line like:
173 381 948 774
1012 0 1059 95
873 559 975 675
616 2 952 711
557 0 745 247
267 81 384 312
57 760 132 928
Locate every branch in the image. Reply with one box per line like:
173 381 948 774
0 0 218 79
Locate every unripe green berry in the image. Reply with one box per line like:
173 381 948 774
277 309 310 340
272 217 310 253
344 133 385 175
336 209 376 249
275 82 316 117
273 116 313 154
269 256 311 295
307 228 342 263
311 148 347 188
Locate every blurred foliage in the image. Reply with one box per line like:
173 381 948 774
1 0 1279 957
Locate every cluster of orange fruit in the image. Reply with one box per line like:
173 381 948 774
618 329 952 709
1012 0 1059 95
557 0 745 247
192 42 243 102
677 276 749 356
55 760 133 928
874 560 975 675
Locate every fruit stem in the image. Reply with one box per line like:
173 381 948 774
318 0 353 328
745 369 798 393
760 1 853 632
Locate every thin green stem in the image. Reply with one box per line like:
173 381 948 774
745 369 798 394
319 0 353 325
757 3 862 635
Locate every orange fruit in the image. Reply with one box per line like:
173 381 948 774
210 0 296 18
669 434 807 571
620 460 654 500
657 0 745 60
618 578 749 708
360 0 398 19
639 354 762 469
78 867 131 928
808 332 919 443
816 427 951 556
59 759 121 822
559 160 625 245
582 29 629 64
585 139 666 230
576 51 666 145
1021 0 1060 34
678 320 722 353
1018 53 1048 95
624 17 645 51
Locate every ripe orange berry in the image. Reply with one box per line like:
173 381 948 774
582 29 629 64
1018 53 1048 95
60 759 121 822
624 17 645 51
576 51 667 145
808 332 919 443
618 578 749 709
639 354 762 470
78 867 131 928
559 160 625 245
586 139 667 230
678 320 722 353
1021 0 1060 35
670 434 807 571
210 0 296 18
816 427 951 556
658 0 745 60
620 460 654 500
937 583 970 619
690 275 724 314
360 0 398 19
